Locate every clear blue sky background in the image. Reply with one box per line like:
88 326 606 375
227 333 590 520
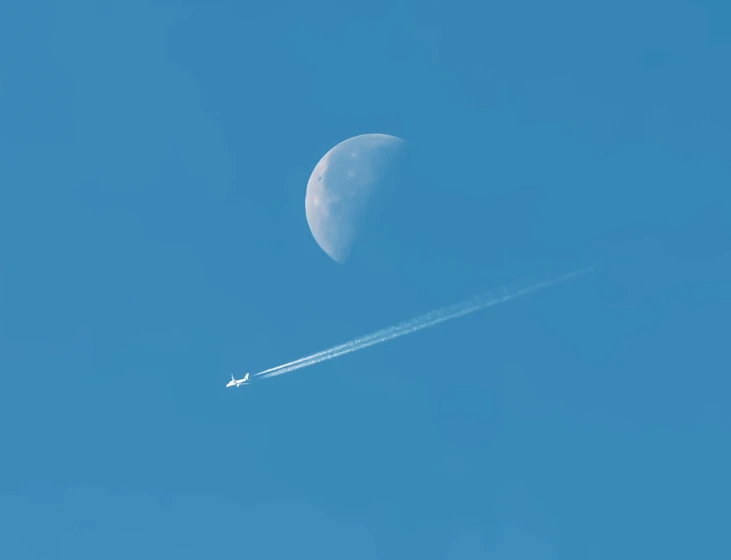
1 1 729 558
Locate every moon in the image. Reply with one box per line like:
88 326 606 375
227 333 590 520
305 133 405 264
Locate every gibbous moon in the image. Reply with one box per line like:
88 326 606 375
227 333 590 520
305 133 405 264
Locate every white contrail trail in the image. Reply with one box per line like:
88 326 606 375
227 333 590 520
254 267 596 381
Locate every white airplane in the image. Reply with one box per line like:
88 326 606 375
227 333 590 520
226 373 249 388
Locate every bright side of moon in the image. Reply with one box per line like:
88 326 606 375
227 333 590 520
305 133 405 264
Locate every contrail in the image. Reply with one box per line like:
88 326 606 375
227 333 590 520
254 267 596 381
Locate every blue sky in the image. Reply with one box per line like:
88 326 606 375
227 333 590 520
1 1 729 558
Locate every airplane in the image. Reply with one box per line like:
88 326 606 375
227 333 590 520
226 373 249 388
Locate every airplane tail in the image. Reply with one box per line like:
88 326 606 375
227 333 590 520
243 373 249 382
